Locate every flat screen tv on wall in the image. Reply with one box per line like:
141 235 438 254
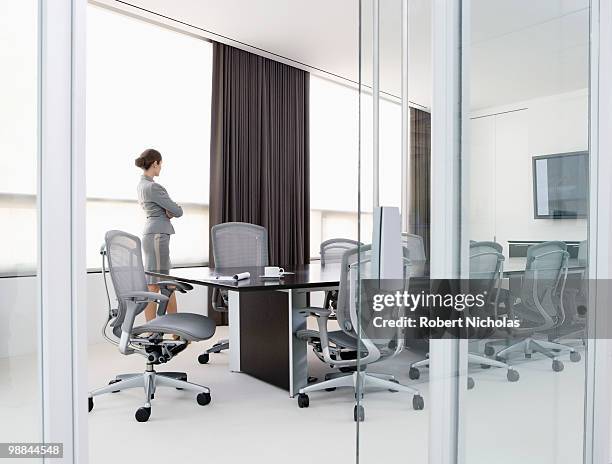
532 151 588 219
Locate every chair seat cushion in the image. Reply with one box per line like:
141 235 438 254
297 329 359 350
133 313 216 341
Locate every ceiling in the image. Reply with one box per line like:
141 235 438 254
100 0 590 110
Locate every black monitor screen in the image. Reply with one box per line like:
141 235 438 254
533 152 588 219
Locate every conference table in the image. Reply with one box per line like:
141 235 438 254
148 263 341 397
503 257 584 276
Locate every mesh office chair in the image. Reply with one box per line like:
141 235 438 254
551 239 588 347
488 241 581 371
198 222 269 364
88 230 216 422
402 233 427 277
296 245 424 422
408 241 519 387
320 239 362 316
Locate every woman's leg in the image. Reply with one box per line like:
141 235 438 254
145 284 160 321
166 291 178 314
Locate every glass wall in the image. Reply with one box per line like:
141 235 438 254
87 5 212 268
0 0 41 455
356 0 431 460
462 1 590 463
309 75 401 259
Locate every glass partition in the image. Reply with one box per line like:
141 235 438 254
356 0 431 460
462 1 590 462
0 0 42 457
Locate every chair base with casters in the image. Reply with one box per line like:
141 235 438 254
409 352 519 389
297 370 424 422
296 327 424 422
198 338 229 364
552 329 586 349
89 361 211 422
487 336 581 372
89 318 216 422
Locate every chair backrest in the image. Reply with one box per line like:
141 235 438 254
211 222 269 268
469 241 504 279
521 241 569 317
402 233 426 261
105 230 148 327
320 238 362 265
470 240 502 254
336 244 410 360
469 241 505 308
402 233 426 277
578 240 588 267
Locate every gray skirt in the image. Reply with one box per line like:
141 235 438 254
142 233 171 284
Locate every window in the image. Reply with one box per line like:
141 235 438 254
86 6 212 269
309 75 402 258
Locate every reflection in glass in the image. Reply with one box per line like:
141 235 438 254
464 1 589 462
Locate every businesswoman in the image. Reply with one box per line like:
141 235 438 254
135 148 183 322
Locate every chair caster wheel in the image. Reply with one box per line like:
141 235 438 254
198 353 210 364
109 379 121 393
197 392 211 406
484 345 496 356
413 394 425 410
409 367 420 380
570 351 581 362
88 397 93 413
388 379 399 392
467 377 475 390
480 363 491 369
297 393 309 408
507 369 520 382
354 404 365 422
552 360 564 372
325 387 337 392
135 406 151 422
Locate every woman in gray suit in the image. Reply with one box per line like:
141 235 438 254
135 149 183 322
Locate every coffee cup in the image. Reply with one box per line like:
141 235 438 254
264 266 284 278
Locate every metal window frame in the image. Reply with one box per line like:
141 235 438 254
38 0 87 462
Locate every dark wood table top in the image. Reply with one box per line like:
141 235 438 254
147 263 342 291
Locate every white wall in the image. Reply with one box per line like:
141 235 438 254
469 89 588 252
0 273 208 359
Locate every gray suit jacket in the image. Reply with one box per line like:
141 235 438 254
137 175 183 235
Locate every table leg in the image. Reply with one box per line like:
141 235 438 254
288 289 308 398
227 290 241 372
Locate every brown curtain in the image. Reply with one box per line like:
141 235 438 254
209 42 310 322
409 108 431 271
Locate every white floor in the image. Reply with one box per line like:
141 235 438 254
0 329 600 464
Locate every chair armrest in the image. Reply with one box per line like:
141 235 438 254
299 307 332 318
157 280 194 293
297 307 357 367
211 287 229 312
117 292 167 354
156 281 193 316
121 291 169 303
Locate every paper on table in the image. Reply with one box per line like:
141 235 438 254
213 271 250 281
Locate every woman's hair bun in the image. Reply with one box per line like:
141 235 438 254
135 149 162 170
